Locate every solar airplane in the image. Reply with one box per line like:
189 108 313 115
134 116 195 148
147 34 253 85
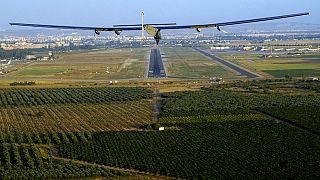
10 12 309 45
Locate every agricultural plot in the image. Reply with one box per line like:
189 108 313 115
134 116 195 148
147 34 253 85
0 130 93 144
0 80 319 179
161 83 320 133
59 121 320 179
0 102 152 133
160 114 267 124
264 69 320 78
262 106 320 133
162 47 236 78
56 80 320 179
0 86 153 178
219 53 320 78
0 144 117 179
0 87 152 107
7 48 148 80
161 88 320 116
0 87 153 133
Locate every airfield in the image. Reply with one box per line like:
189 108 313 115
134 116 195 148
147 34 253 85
1 44 320 86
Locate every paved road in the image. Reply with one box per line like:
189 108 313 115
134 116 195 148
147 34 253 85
148 48 166 78
193 48 261 79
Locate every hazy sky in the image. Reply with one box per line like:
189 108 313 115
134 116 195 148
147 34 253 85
1 0 318 30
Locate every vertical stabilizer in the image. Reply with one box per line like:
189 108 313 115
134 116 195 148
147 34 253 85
141 11 145 41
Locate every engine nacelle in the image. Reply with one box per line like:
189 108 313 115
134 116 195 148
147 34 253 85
95 29 101 35
115 30 122 36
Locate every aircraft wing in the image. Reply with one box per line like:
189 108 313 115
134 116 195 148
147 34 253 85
9 23 141 31
155 12 309 30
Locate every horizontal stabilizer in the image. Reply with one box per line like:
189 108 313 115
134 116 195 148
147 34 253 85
113 23 176 27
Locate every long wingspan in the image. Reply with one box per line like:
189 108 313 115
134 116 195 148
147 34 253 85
10 12 309 31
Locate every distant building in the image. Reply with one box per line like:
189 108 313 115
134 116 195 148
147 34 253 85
0 43 6 48
1 43 46 50
211 47 230 50
42 57 50 60
307 77 319 82
26 55 37 60
274 48 284 51
243 47 253 51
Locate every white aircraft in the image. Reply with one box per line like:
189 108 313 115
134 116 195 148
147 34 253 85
10 12 309 45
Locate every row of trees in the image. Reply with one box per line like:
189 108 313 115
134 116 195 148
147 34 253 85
9 81 36 86
0 131 92 145
0 100 152 133
0 87 152 107
161 87 320 118
0 48 32 59
0 143 114 178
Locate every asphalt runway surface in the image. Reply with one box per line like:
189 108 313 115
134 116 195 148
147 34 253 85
193 48 260 79
148 48 166 78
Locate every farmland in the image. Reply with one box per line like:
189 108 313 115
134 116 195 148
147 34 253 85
219 53 320 78
162 47 237 78
0 86 154 178
0 143 118 179
161 80 320 133
0 79 320 178
57 80 320 179
59 121 320 179
264 69 320 78
0 87 153 133
0 102 152 133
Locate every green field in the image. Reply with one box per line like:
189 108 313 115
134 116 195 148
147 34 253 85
264 69 320 78
12 66 70 78
7 48 148 80
162 47 236 78
219 53 320 78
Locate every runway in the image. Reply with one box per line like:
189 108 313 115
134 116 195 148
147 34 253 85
193 48 261 79
148 48 166 78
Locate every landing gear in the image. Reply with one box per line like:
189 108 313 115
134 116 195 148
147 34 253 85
155 39 160 45
154 31 162 45
94 29 101 35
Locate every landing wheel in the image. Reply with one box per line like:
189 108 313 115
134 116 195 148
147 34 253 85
156 39 160 45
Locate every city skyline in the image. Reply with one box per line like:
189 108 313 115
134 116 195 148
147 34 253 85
1 0 318 30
